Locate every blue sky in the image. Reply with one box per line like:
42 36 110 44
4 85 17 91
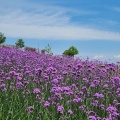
0 0 120 63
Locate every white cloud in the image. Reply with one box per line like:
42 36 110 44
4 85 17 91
0 4 120 40
93 55 104 59
114 7 120 12
114 55 120 59
0 7 70 26
1 23 120 40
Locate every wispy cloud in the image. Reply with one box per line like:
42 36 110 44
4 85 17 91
0 7 70 26
1 23 120 40
114 55 120 59
0 4 120 40
114 7 120 12
93 55 104 59
90 19 118 26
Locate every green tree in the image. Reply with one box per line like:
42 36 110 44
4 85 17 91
0 32 6 45
15 39 25 49
63 46 79 56
45 44 52 54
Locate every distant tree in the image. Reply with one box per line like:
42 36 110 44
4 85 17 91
45 44 52 54
41 49 46 54
0 32 6 45
24 46 36 52
63 46 79 56
15 39 25 49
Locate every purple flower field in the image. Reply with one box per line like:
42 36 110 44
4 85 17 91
0 47 120 120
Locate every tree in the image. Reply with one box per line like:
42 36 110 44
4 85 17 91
15 39 25 49
0 32 6 45
63 46 79 56
45 44 52 54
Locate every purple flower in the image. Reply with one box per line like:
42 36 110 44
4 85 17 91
99 104 104 110
102 118 112 120
94 93 104 99
63 71 68 75
44 101 50 107
90 83 95 88
94 93 100 98
99 94 104 98
103 84 108 88
79 105 85 112
26 106 34 112
6 77 11 81
83 78 89 83
73 98 78 103
113 100 118 105
33 88 40 94
78 98 82 102
2 88 7 92
97 117 101 120
16 82 24 89
57 105 64 114
89 116 96 120
68 109 73 114
117 94 120 98
79 91 83 95
112 112 120 117
106 106 117 113
0 83 5 88
17 76 22 80
51 79 58 84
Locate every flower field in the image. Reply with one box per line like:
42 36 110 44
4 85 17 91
0 47 120 120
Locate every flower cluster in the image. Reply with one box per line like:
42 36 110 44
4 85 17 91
0 47 120 119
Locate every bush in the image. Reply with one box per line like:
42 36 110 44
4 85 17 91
24 46 36 52
63 46 79 56
0 32 6 45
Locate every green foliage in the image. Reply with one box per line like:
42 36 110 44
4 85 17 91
15 39 25 49
0 32 6 45
63 46 79 56
45 44 52 54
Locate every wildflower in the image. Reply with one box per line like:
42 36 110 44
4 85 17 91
94 93 104 99
97 117 101 120
73 98 78 103
106 106 117 113
113 100 118 105
89 116 96 120
63 71 68 75
44 101 50 107
79 91 83 95
117 94 120 98
99 104 104 110
26 106 34 113
68 109 73 114
103 84 108 88
2 88 7 92
51 79 58 84
78 98 82 102
57 105 64 114
0 83 6 88
35 68 42 74
17 76 22 80
33 88 40 94
6 77 11 81
102 118 112 120
16 82 24 89
83 78 89 83
91 100 99 107
79 105 85 112
90 83 95 88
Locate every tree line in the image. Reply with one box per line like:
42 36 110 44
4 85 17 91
0 32 79 56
